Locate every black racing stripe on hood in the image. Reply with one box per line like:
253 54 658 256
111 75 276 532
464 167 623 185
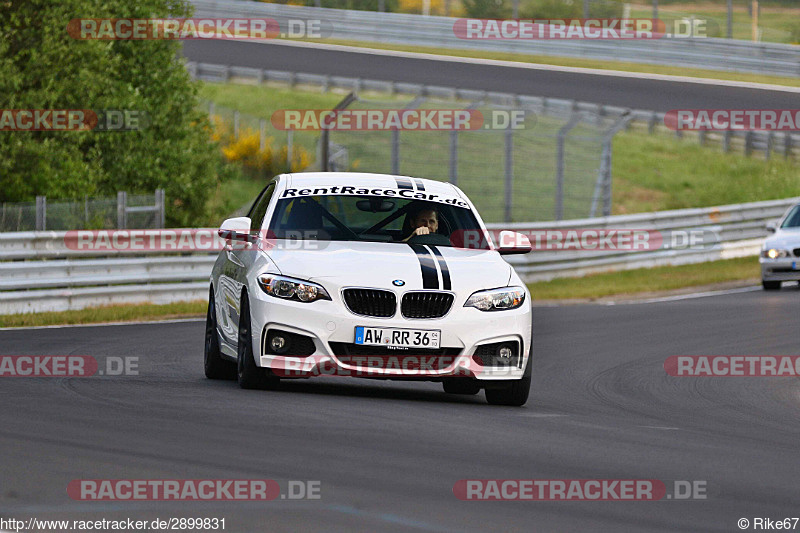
427 245 451 290
408 244 439 289
414 179 426 191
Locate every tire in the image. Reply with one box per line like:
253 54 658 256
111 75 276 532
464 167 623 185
204 287 236 380
237 292 279 390
443 379 481 395
762 280 781 291
485 347 532 407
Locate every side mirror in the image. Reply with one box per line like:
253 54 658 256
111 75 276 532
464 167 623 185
497 230 532 255
766 221 778 233
218 217 252 242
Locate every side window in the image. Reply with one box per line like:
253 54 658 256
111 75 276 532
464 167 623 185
247 183 276 232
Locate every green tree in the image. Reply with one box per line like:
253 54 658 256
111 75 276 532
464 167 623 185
0 0 235 226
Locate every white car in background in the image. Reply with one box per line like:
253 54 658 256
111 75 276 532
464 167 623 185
203 172 534 406
760 202 800 290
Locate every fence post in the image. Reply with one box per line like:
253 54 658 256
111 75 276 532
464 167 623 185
321 92 357 171
391 130 400 175
259 119 267 152
287 130 294 171
723 130 732 152
117 191 127 229
555 114 582 221
155 189 165 229
504 127 514 223
449 130 458 185
745 131 754 156
785 133 792 159
35 195 46 231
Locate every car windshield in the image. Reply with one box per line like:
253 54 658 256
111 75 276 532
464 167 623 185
267 194 490 249
780 205 800 228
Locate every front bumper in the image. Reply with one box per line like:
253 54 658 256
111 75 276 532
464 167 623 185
760 257 800 282
247 290 532 381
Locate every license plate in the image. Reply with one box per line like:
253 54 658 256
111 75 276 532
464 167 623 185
355 326 440 349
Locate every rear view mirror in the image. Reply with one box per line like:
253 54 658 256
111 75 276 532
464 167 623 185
766 221 778 233
219 217 252 242
356 199 395 212
497 230 532 255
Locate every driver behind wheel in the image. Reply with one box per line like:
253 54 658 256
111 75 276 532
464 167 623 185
402 205 439 242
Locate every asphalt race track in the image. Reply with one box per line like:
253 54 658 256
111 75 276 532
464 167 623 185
181 40 800 112
2 287 799 532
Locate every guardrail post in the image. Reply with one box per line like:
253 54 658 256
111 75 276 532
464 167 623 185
504 127 514 223
745 131 754 156
449 130 458 185
35 195 46 231
155 189 165 229
698 129 706 146
723 130 732 152
117 191 127 229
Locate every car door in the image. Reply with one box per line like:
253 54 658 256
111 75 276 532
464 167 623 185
218 182 276 346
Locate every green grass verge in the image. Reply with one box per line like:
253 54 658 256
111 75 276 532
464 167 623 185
201 82 800 222
0 301 207 328
527 256 760 300
283 37 800 88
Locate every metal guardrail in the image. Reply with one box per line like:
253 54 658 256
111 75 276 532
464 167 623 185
187 61 800 160
0 197 796 314
189 0 800 77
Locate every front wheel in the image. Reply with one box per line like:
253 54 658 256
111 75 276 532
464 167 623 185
485 348 532 407
762 280 781 291
237 292 279 390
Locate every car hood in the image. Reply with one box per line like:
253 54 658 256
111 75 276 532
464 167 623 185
265 241 512 291
765 228 800 249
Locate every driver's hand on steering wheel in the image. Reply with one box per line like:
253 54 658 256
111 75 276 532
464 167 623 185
412 227 430 236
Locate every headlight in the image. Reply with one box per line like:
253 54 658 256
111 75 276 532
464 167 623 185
762 248 789 259
464 286 526 311
257 275 331 303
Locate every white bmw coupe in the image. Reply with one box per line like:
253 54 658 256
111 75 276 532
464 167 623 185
205 172 533 406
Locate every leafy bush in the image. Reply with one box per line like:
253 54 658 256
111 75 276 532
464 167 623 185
214 119 313 177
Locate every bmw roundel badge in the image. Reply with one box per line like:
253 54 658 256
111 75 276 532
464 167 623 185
392 280 405 286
